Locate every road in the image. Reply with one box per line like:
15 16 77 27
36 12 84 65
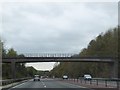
8 79 92 90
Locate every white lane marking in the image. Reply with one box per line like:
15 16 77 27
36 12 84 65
11 82 26 88
41 81 47 88
59 81 86 88
44 85 46 88
42 82 45 85
8 79 33 90
9 79 33 89
68 83 86 88
41 82 44 84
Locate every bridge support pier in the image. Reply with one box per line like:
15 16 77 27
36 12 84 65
110 60 118 78
11 61 16 79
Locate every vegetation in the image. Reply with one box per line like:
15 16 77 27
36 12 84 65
50 26 119 78
1 26 119 79
26 66 49 78
1 40 37 79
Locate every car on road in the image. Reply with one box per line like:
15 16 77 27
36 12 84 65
84 74 92 80
41 75 48 79
62 75 68 79
34 75 40 81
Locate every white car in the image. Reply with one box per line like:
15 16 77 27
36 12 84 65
63 75 68 79
34 75 40 81
84 74 92 80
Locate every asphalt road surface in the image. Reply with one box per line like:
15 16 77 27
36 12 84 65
8 79 92 90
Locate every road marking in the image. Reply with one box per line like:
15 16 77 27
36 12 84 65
59 81 86 88
67 83 86 88
9 82 26 89
41 82 44 84
8 79 33 90
44 85 46 88
41 81 47 88
42 82 45 85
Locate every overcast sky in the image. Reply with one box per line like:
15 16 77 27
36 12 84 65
1 2 118 70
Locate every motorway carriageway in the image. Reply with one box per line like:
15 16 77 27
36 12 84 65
7 78 93 90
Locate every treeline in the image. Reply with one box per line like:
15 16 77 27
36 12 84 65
26 67 50 78
1 40 51 79
1 40 39 79
50 26 119 78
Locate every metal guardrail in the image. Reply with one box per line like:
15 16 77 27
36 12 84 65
66 78 120 89
1 77 31 86
90 78 120 88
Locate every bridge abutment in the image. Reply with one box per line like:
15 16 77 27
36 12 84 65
110 60 118 78
11 61 16 79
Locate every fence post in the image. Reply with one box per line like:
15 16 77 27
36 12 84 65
90 80 92 85
85 80 86 84
117 81 119 89
105 80 107 87
77 78 78 83
96 79 98 86
81 78 82 83
74 78 75 82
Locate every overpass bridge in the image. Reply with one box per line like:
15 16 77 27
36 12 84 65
2 53 119 79
2 53 116 63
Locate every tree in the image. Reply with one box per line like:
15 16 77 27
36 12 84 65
50 26 119 78
7 48 17 57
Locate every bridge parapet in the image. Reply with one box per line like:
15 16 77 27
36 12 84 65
23 53 75 57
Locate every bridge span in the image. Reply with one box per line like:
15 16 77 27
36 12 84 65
3 57 115 63
2 53 116 63
2 53 119 79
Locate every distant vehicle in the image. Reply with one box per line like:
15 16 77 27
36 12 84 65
52 76 55 79
34 75 40 81
84 74 92 80
41 76 48 79
63 75 68 79
41 76 44 79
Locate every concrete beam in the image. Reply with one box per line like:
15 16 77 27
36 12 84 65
2 58 114 63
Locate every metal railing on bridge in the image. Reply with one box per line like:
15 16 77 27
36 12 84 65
23 53 75 57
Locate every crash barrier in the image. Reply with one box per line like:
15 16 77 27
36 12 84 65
67 78 120 89
1 77 31 86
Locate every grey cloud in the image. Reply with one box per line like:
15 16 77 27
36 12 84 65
1 2 118 70
2 2 118 54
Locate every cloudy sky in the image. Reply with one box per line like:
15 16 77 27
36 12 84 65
1 1 118 70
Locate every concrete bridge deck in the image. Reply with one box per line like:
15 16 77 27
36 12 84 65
2 56 116 63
